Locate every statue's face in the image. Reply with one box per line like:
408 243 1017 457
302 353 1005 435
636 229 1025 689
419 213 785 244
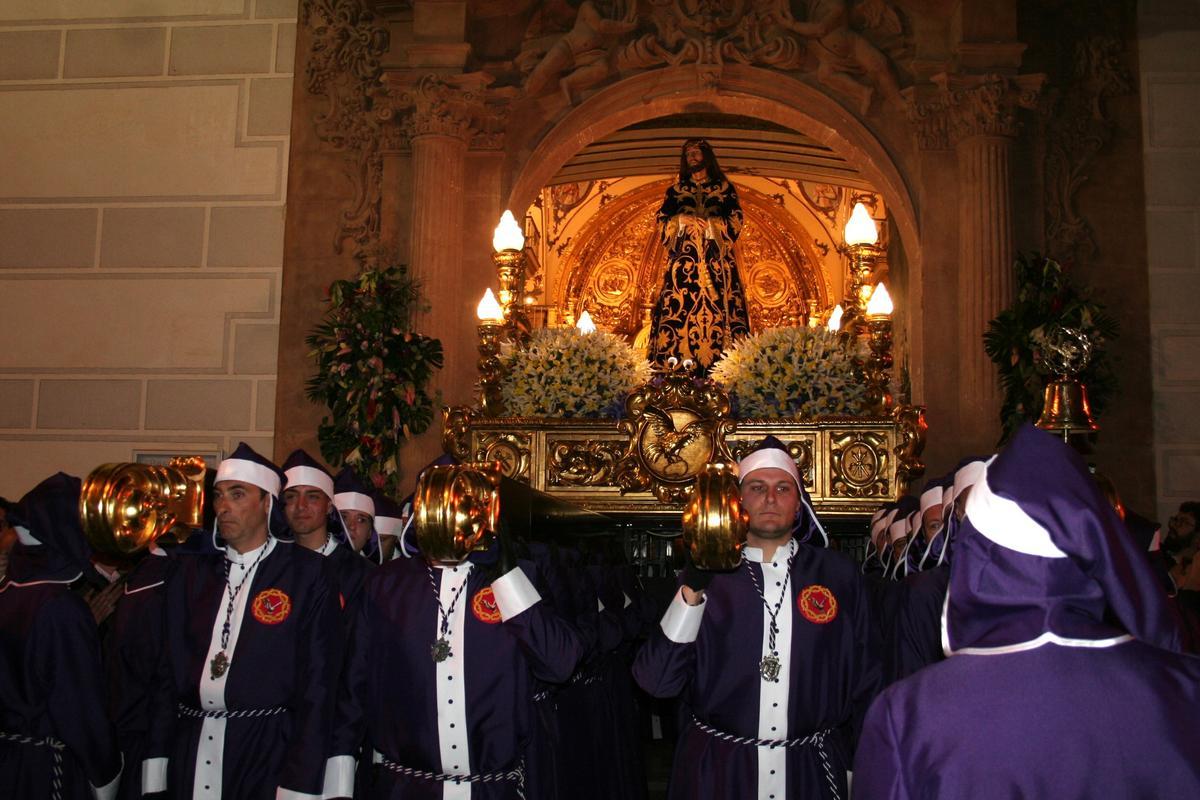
685 143 705 170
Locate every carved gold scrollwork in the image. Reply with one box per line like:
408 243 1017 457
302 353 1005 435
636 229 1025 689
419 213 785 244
441 406 474 462
830 431 889 497
728 437 815 488
615 372 736 505
891 404 927 492
473 432 532 482
547 440 623 487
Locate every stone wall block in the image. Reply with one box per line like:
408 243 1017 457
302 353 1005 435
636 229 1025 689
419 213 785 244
1149 271 1200 324
1157 333 1200 384
1163 452 1200 495
1147 79 1200 147
256 380 276 431
0 380 35 428
247 77 294 136
0 209 97 268
100 207 205 267
169 25 274 75
1144 151 1200 207
208 205 284 267
1146 209 1197 270
0 30 61 80
146 380 252 430
276 23 297 73
256 0 299 19
63 27 165 78
233 323 280 374
1153 391 1200 444
37 379 142 429
0 1 244 22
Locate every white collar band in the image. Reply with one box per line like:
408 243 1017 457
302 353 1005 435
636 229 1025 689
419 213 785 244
335 491 375 518
284 466 335 501
216 458 280 497
965 460 1068 559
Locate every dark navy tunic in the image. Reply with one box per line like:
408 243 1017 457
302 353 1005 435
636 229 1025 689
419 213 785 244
144 537 342 799
329 557 583 799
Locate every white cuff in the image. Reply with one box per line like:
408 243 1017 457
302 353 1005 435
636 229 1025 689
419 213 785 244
660 587 705 643
597 597 606 612
91 757 121 800
492 567 542 621
321 754 357 799
141 757 168 795
276 788 322 800
623 592 633 608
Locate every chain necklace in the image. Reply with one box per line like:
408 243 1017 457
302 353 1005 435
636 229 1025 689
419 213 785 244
209 540 270 680
426 564 471 663
743 539 796 683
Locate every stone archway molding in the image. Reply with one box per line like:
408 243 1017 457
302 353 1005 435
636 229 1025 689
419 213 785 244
506 64 919 275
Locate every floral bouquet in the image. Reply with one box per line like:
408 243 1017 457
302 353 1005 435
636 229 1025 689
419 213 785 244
709 327 867 419
305 262 443 494
501 327 651 418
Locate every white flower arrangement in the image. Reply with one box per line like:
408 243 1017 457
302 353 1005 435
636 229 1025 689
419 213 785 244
709 327 867 419
501 327 652 418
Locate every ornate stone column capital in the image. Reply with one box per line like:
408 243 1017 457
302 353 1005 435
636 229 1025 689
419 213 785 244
933 72 1046 144
905 73 1046 151
376 71 512 150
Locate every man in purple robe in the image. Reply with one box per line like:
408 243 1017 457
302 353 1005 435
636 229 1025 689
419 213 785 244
633 436 881 800
853 425 1200 798
142 442 342 799
281 449 372 612
324 482 585 799
0 472 123 799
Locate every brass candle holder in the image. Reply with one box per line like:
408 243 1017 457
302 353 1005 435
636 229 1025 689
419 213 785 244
862 283 894 413
841 203 881 335
492 210 531 347
476 288 507 417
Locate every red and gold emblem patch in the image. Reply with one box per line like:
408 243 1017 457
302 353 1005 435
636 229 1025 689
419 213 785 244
251 588 291 625
798 584 838 624
472 587 502 624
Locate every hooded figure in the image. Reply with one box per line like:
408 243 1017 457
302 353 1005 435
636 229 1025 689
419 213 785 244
0 472 123 800
853 425 1200 798
334 467 383 565
632 435 881 800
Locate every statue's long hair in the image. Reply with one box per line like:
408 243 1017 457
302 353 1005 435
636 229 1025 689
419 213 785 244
678 138 726 185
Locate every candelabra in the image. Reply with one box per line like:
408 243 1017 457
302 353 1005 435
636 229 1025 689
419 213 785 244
862 284 894 413
842 202 881 334
493 210 530 346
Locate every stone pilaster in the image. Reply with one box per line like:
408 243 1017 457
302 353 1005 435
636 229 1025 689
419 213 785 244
911 73 1043 443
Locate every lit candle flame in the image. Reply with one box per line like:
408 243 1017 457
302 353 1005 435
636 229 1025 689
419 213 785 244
492 210 525 252
844 202 878 247
476 288 504 322
826 304 844 332
576 309 596 334
866 283 893 317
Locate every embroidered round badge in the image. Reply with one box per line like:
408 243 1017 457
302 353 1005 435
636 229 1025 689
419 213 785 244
251 588 292 625
472 587 502 624
798 584 838 624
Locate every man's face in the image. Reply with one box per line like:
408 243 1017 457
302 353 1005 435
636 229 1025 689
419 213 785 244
922 504 944 540
213 480 270 550
1166 510 1198 550
741 468 801 539
685 143 705 171
341 510 373 552
283 486 331 537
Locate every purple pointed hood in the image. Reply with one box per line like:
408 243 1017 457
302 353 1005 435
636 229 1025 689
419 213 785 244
943 424 1188 655
5 472 97 585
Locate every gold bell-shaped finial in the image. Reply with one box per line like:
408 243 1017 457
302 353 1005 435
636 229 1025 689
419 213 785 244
1035 376 1098 438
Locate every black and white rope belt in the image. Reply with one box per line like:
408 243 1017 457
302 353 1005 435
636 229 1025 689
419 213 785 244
376 752 526 799
177 703 289 720
0 729 66 800
691 717 842 800
531 689 553 703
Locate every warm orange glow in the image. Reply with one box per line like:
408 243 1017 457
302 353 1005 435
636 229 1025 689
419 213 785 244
826 304 844 332
576 309 596 334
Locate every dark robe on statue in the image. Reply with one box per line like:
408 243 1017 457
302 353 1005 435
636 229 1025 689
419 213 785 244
649 177 751 372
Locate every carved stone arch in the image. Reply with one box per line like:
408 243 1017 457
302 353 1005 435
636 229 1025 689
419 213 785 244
555 179 834 339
